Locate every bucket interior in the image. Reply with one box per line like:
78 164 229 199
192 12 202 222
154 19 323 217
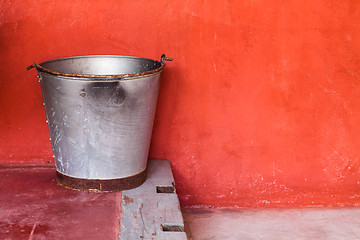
40 56 162 76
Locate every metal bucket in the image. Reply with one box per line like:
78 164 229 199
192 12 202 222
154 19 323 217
27 54 172 192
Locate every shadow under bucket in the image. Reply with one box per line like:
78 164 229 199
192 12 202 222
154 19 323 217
28 54 172 192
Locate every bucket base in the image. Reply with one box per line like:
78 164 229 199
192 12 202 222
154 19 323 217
56 169 147 193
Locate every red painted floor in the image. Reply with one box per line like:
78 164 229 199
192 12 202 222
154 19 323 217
0 165 121 240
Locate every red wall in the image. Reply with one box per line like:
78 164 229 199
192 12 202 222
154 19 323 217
1 0 360 207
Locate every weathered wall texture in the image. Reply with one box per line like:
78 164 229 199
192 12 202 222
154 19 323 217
1 0 360 207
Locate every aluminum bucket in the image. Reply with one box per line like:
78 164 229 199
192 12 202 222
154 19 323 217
27 54 172 192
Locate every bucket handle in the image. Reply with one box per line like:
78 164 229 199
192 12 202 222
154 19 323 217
26 55 173 77
26 62 38 71
27 55 173 70
161 54 173 65
26 54 173 71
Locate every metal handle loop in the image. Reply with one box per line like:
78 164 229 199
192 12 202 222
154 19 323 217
161 54 173 65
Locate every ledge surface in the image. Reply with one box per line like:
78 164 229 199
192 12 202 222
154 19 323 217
0 160 186 240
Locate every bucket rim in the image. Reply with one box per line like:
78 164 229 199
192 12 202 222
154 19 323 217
33 55 167 80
